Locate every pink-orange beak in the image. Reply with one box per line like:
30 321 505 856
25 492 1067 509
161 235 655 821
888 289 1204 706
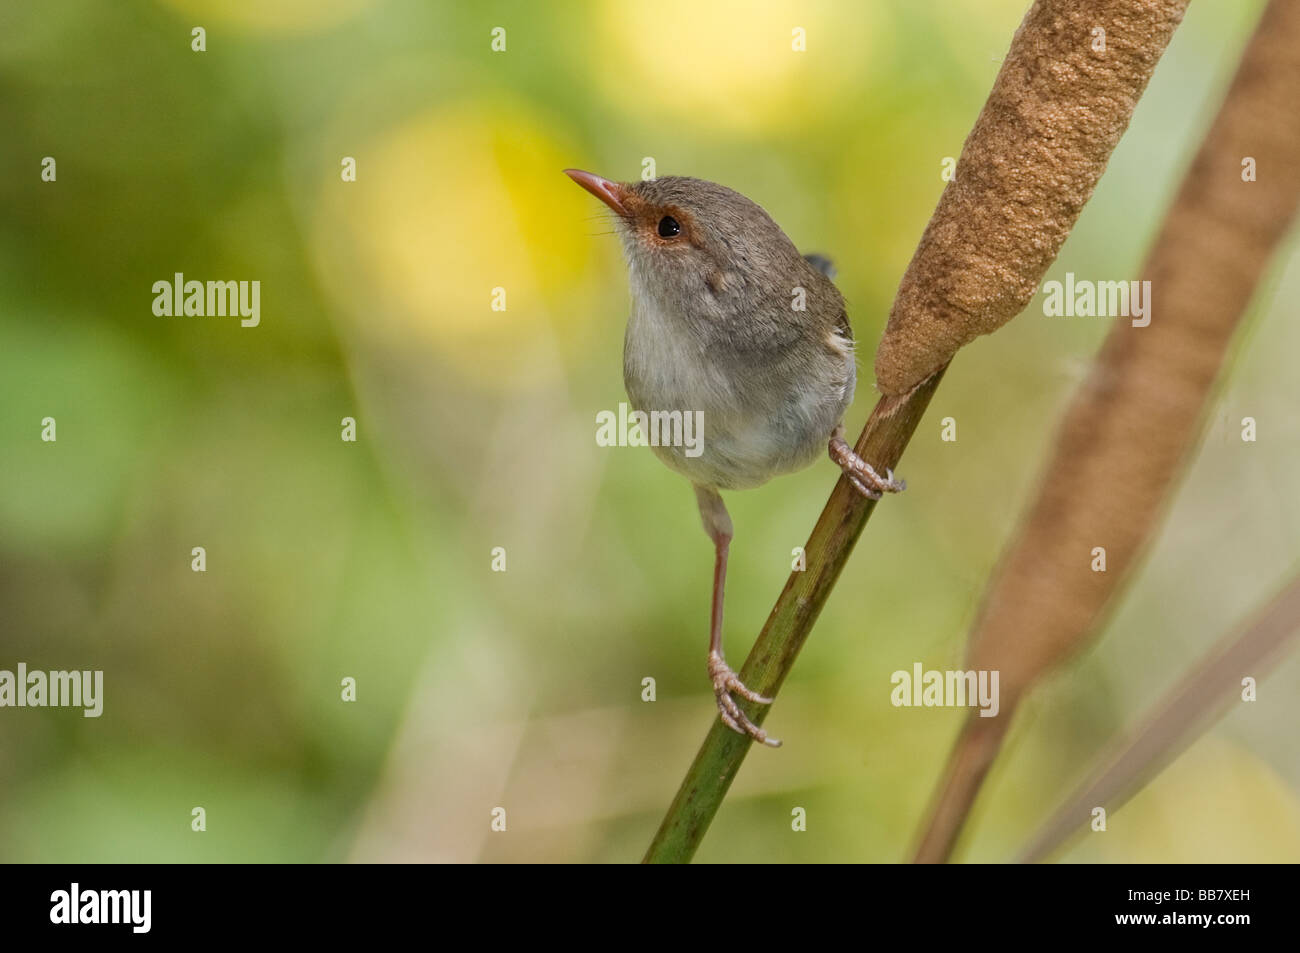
564 168 630 216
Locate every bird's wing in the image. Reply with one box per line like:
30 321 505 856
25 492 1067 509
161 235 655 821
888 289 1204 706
834 307 853 343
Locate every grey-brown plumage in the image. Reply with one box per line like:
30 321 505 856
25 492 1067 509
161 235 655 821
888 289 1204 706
617 176 856 492
566 169 904 745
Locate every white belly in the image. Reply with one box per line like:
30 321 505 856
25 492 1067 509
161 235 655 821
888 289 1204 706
622 298 853 490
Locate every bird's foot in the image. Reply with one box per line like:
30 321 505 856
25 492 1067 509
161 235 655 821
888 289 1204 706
828 435 906 500
708 652 781 747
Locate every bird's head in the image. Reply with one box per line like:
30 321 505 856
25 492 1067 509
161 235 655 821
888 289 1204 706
564 169 812 322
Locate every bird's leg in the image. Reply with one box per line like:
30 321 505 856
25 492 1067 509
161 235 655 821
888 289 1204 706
693 484 781 748
828 425 906 500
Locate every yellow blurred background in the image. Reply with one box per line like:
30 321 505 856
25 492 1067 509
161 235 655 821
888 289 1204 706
1 0 1297 862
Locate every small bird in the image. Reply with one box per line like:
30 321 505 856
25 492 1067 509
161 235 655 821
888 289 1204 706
566 169 904 746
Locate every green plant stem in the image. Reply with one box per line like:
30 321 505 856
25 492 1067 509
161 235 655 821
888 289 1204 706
643 365 947 863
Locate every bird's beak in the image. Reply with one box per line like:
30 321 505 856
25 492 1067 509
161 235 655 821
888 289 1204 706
564 168 630 216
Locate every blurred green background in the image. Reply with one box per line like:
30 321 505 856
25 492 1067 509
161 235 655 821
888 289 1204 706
1 0 1297 863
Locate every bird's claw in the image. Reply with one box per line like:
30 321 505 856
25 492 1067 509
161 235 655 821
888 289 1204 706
708 652 781 747
829 436 906 500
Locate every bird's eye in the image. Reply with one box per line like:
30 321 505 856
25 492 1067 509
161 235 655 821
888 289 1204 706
657 216 681 238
